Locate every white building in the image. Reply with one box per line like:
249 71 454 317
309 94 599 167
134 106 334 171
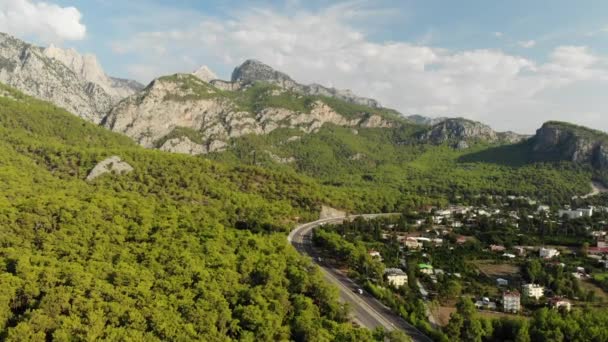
451 221 463 228
431 238 444 246
540 247 560 259
503 291 521 313
384 268 408 288
522 284 544 300
475 298 497 311
368 250 382 261
435 209 452 217
497 278 509 286
558 209 583 220
549 297 572 312
579 207 594 217
537 205 550 213
404 238 423 250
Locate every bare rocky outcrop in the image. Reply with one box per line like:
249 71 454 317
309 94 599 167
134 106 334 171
420 118 526 148
532 121 608 169
86 156 134 181
192 65 218 83
319 206 347 220
265 151 296 164
43 44 143 101
232 59 382 108
0 33 114 123
406 114 449 126
104 74 394 155
159 137 208 155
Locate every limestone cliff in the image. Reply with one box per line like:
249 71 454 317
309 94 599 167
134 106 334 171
104 74 395 155
419 118 526 148
231 59 382 108
43 44 144 100
0 32 113 123
532 121 608 169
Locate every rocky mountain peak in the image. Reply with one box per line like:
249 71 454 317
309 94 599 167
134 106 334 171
420 118 526 148
43 44 143 100
230 59 381 108
104 70 395 156
193 65 218 82
406 114 449 126
231 59 295 87
532 121 608 169
0 32 113 123
44 44 105 83
422 118 497 142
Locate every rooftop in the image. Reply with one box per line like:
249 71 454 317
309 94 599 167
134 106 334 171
384 268 407 276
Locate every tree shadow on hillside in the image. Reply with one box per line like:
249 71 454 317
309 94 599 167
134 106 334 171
458 141 536 167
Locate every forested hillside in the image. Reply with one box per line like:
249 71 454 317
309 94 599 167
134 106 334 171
0 84 383 341
209 125 593 206
0 80 601 341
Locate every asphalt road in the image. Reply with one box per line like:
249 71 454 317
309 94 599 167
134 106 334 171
288 214 433 342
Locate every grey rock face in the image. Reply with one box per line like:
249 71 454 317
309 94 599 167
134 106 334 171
43 45 144 102
104 74 393 155
421 118 497 143
532 122 608 169
192 65 218 83
420 118 526 146
0 32 114 123
86 156 133 181
406 115 449 126
231 59 381 108
110 77 145 95
43 44 143 101
455 140 470 150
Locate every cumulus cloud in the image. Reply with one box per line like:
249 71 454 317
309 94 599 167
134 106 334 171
0 0 86 43
111 2 608 133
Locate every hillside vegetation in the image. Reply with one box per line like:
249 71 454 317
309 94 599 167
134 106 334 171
210 125 593 207
0 84 384 341
0 82 600 341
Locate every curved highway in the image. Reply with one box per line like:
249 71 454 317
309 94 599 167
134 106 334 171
288 214 433 342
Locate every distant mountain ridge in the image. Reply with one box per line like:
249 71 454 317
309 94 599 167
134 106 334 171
0 32 141 123
419 118 527 149
3 31 608 177
43 44 144 100
104 73 397 154
405 114 449 126
229 59 382 108
531 121 608 169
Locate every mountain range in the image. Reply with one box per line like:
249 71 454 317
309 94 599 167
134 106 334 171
1 31 608 341
1 32 608 177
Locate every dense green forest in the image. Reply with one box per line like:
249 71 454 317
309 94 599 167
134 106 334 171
0 81 602 341
210 125 592 206
0 84 386 341
446 296 608 342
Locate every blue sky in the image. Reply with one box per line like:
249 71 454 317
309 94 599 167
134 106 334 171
2 0 608 133
55 0 608 76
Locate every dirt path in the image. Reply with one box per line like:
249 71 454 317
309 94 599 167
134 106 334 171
580 182 608 199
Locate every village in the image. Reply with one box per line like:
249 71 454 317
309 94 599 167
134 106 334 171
344 195 608 325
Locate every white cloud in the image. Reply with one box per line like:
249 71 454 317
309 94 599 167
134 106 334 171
111 2 608 133
494 32 503 38
0 0 86 43
518 40 536 48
